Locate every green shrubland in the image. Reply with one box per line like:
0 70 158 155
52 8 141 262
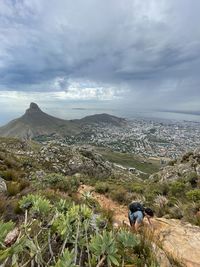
0 194 159 267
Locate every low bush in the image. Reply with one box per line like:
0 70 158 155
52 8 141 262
42 188 71 202
95 182 110 194
7 182 21 196
18 179 30 190
185 172 199 188
110 187 128 203
168 160 177 166
99 207 114 227
182 202 200 226
3 157 20 169
0 170 19 181
131 183 145 194
154 195 169 217
168 206 184 219
186 189 200 202
169 181 187 197
42 173 80 193
181 152 193 163
0 196 8 213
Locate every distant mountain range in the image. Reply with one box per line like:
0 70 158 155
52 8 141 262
0 103 126 139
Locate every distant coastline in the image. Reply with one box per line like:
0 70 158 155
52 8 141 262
158 109 200 116
127 111 200 123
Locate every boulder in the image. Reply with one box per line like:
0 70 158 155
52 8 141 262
196 165 200 176
0 176 7 193
153 218 200 267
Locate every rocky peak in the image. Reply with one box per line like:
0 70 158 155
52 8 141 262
25 103 41 115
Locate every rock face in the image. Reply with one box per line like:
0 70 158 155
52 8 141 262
150 149 200 182
0 177 7 193
34 143 113 179
153 218 200 267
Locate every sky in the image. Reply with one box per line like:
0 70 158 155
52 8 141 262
0 0 200 124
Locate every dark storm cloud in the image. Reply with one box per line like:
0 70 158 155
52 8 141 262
0 0 200 110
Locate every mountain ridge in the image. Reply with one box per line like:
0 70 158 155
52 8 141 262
0 103 126 139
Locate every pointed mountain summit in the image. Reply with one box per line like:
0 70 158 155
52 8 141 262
26 102 41 113
0 103 126 139
0 103 80 139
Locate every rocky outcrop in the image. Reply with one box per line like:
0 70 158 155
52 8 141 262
150 149 200 182
0 138 132 180
153 218 200 267
34 143 113 179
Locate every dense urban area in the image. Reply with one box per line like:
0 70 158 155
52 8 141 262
62 118 200 159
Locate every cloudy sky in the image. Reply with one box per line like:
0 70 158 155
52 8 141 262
0 0 200 124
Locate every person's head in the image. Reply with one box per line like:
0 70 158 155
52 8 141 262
144 208 154 218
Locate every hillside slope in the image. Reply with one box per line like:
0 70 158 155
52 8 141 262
0 103 80 139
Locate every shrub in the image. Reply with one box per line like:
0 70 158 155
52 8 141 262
90 230 119 266
131 183 145 194
7 182 21 196
99 208 114 227
42 173 80 193
182 202 200 226
185 172 198 188
159 182 170 196
20 194 52 218
0 220 15 243
181 152 193 163
186 189 200 202
0 196 8 213
154 195 169 217
42 188 71 202
110 187 128 203
0 170 19 181
95 182 110 194
169 181 186 197
168 201 184 219
18 179 30 190
12 201 23 215
168 160 177 166
4 157 20 168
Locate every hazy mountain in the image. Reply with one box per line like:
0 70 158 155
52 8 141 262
74 113 127 127
0 103 126 139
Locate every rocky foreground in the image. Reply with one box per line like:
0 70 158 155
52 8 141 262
153 218 200 267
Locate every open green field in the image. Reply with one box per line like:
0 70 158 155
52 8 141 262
96 147 160 174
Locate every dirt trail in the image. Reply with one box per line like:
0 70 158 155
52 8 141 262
78 185 200 267
78 184 129 225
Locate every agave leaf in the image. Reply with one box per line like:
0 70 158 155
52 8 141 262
108 254 119 266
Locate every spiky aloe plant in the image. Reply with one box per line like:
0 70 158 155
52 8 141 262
117 229 140 266
54 249 77 267
90 230 119 266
